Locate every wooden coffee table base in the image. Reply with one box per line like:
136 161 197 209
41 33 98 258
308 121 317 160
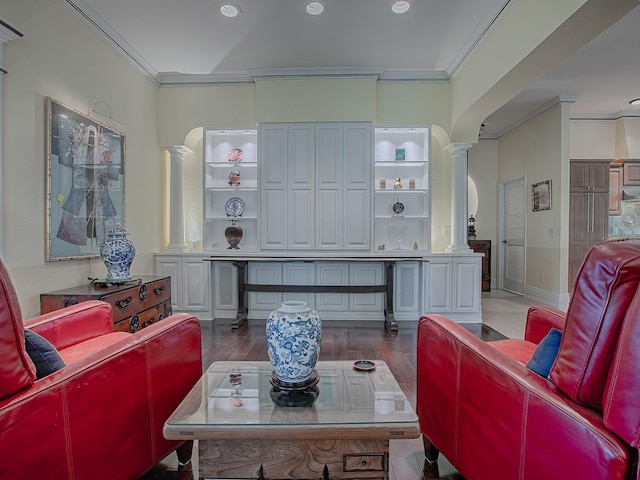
199 438 390 480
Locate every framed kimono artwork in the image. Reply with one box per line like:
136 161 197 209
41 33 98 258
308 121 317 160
46 97 125 261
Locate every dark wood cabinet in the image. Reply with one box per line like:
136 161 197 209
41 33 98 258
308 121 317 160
40 276 171 333
469 240 491 292
609 165 623 215
623 161 640 185
569 161 610 288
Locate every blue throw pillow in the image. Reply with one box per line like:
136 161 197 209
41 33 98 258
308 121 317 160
526 328 562 378
24 329 66 379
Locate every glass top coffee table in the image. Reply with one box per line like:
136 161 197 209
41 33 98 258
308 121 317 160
164 360 419 480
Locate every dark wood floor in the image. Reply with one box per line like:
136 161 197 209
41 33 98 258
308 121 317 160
141 319 505 480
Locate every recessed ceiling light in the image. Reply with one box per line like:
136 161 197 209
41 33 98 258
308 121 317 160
630 98 640 106
306 1 325 15
391 1 411 14
219 3 239 18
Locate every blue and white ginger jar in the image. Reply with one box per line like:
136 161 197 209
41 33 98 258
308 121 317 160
266 301 322 383
100 224 136 284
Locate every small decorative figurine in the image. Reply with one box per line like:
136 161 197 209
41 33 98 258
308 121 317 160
468 215 477 240
394 177 403 189
228 169 241 186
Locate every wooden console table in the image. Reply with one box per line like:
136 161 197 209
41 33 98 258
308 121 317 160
207 255 427 333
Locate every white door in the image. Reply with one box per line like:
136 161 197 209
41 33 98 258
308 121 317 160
500 176 525 294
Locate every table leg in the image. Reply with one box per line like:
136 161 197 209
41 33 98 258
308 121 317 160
384 261 398 333
232 261 248 329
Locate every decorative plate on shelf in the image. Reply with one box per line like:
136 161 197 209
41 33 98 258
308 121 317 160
225 197 245 217
392 198 405 216
227 147 244 162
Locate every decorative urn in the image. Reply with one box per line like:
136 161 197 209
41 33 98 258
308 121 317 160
100 224 136 284
224 221 243 249
266 301 322 384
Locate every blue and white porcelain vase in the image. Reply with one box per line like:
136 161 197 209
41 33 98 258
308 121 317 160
100 224 136 284
266 301 322 383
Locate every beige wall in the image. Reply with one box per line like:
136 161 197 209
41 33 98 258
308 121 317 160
497 103 570 295
468 139 499 281
3 0 160 317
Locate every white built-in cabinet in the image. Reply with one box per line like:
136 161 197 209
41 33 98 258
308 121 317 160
259 123 372 251
154 254 212 320
156 123 483 324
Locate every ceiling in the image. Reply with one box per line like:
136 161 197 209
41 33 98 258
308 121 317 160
67 0 640 138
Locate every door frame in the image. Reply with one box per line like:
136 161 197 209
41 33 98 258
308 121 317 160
497 174 527 292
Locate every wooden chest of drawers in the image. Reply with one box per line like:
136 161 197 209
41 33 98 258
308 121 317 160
469 240 491 292
40 276 172 333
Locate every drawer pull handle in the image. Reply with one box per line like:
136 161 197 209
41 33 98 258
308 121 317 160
141 318 155 328
63 299 78 308
153 286 165 296
115 296 132 309
130 315 140 332
138 284 148 301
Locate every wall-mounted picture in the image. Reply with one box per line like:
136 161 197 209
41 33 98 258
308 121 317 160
532 179 552 212
46 97 125 261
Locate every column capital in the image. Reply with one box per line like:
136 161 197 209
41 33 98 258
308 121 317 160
444 143 473 154
165 145 192 159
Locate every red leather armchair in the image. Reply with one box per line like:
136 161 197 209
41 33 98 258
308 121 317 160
0 258 202 480
417 239 640 480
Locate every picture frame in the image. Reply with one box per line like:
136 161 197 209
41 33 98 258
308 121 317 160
46 97 126 261
531 179 552 212
395 148 406 161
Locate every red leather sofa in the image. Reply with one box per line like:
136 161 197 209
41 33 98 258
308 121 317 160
417 239 640 480
0 258 202 480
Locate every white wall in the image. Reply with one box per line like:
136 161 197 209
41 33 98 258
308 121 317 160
2 1 160 317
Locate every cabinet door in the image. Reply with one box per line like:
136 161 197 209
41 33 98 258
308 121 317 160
260 125 288 249
570 162 590 192
609 167 622 215
182 257 210 312
623 162 640 185
155 257 182 310
316 125 343 249
343 124 372 250
590 163 610 192
427 259 452 312
288 125 314 249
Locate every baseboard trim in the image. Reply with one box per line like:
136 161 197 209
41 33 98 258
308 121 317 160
524 285 570 311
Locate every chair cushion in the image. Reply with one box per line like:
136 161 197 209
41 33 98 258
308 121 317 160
526 328 562 378
24 329 66 378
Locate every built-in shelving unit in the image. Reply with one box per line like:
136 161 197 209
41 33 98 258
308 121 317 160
374 127 431 252
203 128 258 252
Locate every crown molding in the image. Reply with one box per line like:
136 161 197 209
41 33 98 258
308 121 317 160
65 0 160 83
247 67 384 80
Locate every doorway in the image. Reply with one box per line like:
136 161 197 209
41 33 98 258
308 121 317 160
499 176 526 294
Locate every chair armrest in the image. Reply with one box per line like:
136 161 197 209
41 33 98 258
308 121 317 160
417 314 632 480
24 300 114 350
524 305 567 344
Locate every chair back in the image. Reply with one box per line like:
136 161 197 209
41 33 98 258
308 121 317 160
550 239 640 410
0 258 36 400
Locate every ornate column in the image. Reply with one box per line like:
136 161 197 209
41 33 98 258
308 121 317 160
445 143 473 253
165 146 191 252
